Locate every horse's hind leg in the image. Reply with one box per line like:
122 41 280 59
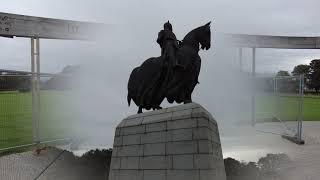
138 106 143 114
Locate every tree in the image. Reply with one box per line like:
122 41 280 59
276 70 290 77
309 59 320 92
292 64 310 76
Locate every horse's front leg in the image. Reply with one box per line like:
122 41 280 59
138 106 143 114
183 92 192 104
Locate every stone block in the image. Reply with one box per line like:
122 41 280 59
117 145 143 157
209 120 218 131
146 122 167 132
141 131 166 144
115 128 121 136
143 170 166 180
198 140 213 153
166 141 198 155
167 129 193 142
171 109 192 120
120 157 140 169
116 170 143 180
167 170 199 180
197 117 209 127
124 117 144 127
194 154 215 169
166 102 199 112
193 127 211 140
167 119 197 130
142 112 172 124
121 125 145 136
122 134 141 145
113 136 123 147
212 143 223 158
200 170 216 180
110 157 121 169
140 156 172 169
109 103 226 180
172 154 194 169
143 143 166 156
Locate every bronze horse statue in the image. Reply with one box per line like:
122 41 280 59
127 22 211 113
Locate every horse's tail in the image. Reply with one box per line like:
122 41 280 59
127 66 140 107
127 94 131 106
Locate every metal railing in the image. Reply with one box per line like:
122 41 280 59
253 75 304 143
0 73 72 153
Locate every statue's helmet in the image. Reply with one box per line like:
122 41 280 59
164 21 172 31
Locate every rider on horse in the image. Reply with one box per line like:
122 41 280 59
156 21 184 69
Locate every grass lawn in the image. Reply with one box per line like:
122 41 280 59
0 90 73 150
256 94 320 122
1 91 320 152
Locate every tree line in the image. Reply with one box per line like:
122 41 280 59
276 59 320 92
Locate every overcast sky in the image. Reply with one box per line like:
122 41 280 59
1 1 320 150
0 0 320 74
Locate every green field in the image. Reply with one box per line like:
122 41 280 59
0 90 73 150
256 94 320 122
1 91 320 152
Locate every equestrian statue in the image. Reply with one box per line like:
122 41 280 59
127 21 211 113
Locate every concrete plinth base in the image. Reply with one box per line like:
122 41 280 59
108 103 226 180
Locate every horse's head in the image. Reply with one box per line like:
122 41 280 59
198 22 211 50
182 21 212 51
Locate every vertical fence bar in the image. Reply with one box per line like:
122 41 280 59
31 37 40 144
251 48 256 125
238 47 243 72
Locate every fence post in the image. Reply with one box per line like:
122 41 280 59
298 74 304 142
251 48 256 125
31 37 40 144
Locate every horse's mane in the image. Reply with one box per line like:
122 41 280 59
182 26 202 42
182 22 210 44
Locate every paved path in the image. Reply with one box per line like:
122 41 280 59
221 121 320 180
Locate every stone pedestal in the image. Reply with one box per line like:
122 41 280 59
108 103 226 180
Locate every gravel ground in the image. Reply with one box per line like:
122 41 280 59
0 147 109 180
222 121 320 180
